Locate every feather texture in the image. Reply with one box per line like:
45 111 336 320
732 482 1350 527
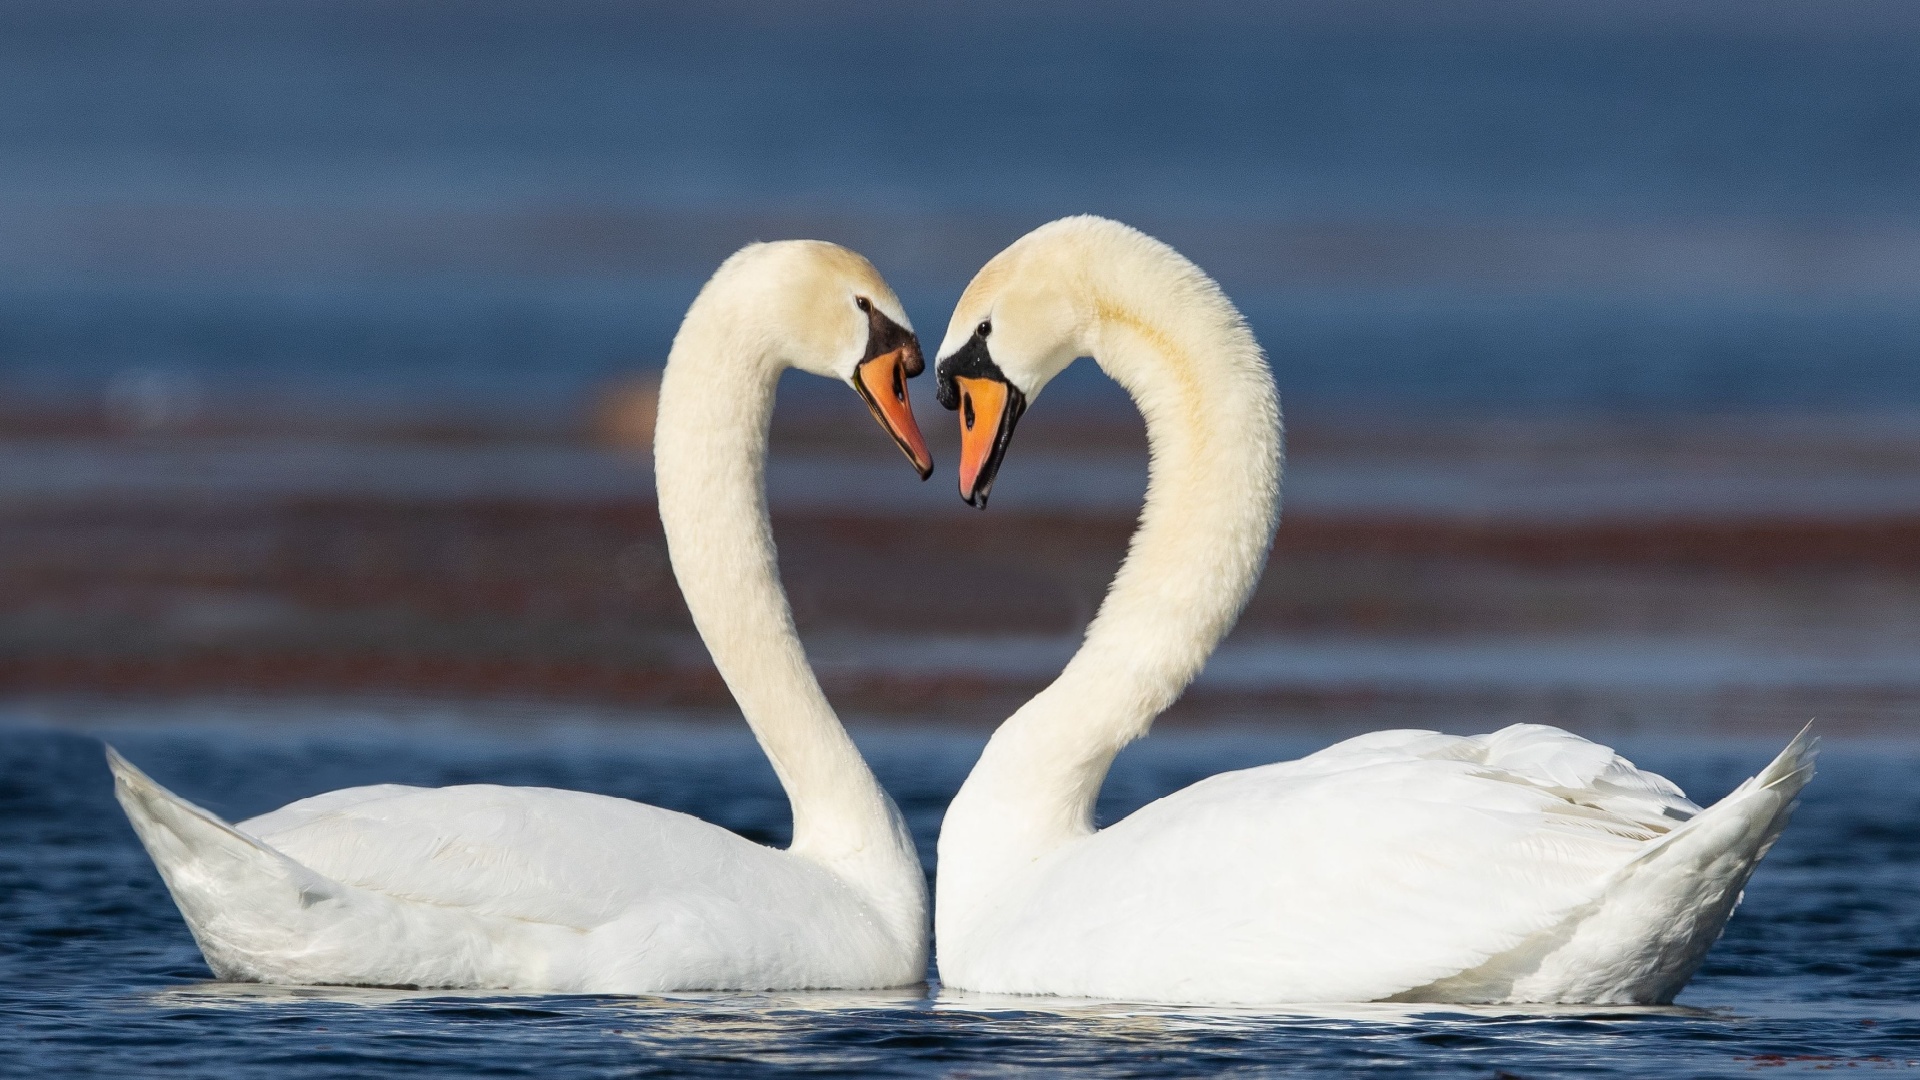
949 724 1811 1004
112 751 904 991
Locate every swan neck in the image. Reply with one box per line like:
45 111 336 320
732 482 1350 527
653 284 923 949
939 240 1280 941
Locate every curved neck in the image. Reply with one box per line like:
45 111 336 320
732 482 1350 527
653 282 923 943
938 245 1281 923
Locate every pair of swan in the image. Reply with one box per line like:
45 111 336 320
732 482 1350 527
112 218 1814 1004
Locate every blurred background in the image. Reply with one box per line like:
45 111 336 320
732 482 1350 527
4 0 1918 737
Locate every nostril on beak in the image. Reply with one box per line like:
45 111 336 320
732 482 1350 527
893 363 905 402
963 392 975 430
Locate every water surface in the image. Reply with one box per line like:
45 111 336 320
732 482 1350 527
7 2 1920 416
2 703 1917 1076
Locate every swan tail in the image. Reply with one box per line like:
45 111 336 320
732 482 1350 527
1510 723 1817 1004
1721 720 1820 809
108 746 345 981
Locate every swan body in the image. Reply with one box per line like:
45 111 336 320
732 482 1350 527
113 240 934 992
938 723 1812 1005
930 216 1815 1005
110 759 912 991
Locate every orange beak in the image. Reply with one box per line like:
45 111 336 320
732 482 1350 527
854 347 934 480
954 375 1026 508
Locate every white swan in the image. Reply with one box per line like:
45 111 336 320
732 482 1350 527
110 240 935 992
929 215 1815 1006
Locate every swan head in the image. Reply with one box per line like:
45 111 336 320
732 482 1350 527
933 219 1097 506
726 240 933 479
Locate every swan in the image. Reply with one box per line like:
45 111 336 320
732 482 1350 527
929 215 1816 1005
109 240 935 992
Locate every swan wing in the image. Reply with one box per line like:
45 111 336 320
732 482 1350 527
1481 723 1816 1004
244 784 837 932
968 725 1701 1003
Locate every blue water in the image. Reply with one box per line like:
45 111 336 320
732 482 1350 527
2 3 1914 216
5 2 1920 415
4 708 1918 1077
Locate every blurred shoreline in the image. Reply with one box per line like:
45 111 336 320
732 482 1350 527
3 404 1915 738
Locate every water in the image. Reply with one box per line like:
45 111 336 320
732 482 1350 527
3 705 1918 1077
5 2 1920 415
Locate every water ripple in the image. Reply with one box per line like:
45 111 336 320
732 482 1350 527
3 719 1918 1077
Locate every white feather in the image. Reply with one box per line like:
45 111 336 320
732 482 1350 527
110 751 905 991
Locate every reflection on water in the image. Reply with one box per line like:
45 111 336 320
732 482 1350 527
3 710 1920 1075
120 978 1918 1080
92 981 1920 1078
152 978 1712 1022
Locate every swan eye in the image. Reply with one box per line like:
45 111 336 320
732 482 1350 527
976 320 991 338
855 296 872 312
